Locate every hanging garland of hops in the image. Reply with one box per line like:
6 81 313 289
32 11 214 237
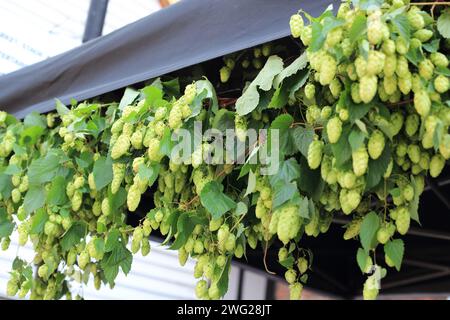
0 0 449 300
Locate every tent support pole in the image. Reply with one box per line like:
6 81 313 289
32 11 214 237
83 0 109 43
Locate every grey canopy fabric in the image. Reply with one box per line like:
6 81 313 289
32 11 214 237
0 0 337 118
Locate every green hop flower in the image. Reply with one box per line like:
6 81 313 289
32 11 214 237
405 114 420 137
307 140 324 169
430 52 448 68
434 75 449 93
430 154 445 177
352 146 369 176
413 29 433 42
304 83 315 100
127 184 141 212
414 90 431 117
418 59 434 80
277 204 302 244
111 134 130 159
285 269 297 284
368 130 385 160
290 14 304 38
289 282 303 300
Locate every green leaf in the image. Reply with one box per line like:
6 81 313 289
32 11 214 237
236 56 284 116
279 256 295 269
93 156 113 191
360 211 381 253
159 127 174 157
272 181 297 210
138 163 160 187
269 157 300 186
28 153 60 186
105 229 121 252
244 170 256 197
169 213 206 250
348 128 366 152
47 176 68 206
212 109 235 132
141 86 163 109
200 181 236 219
405 45 424 66
331 125 352 168
352 0 383 10
270 114 293 130
217 258 231 297
24 187 46 215
392 14 411 43
0 220 14 238
55 99 70 116
422 39 440 53
384 239 404 271
101 242 133 285
24 112 46 128
349 15 367 43
20 126 44 146
298 157 322 197
365 145 391 190
310 21 325 52
118 87 140 111
357 247 370 273
30 208 49 234
273 52 308 88
195 79 219 114
61 222 86 252
291 126 314 158
235 202 247 216
76 152 94 169
437 9 450 39
435 66 450 77
4 164 21 175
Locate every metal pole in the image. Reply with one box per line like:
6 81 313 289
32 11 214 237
425 177 450 210
83 0 109 43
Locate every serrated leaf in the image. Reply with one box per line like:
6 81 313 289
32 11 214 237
244 170 256 197
159 127 174 157
348 128 366 152
272 181 297 210
169 212 206 250
357 248 369 273
384 239 404 271
236 56 284 116
30 208 48 234
392 14 410 43
349 15 367 43
331 125 352 168
422 39 440 53
55 98 70 116
93 156 113 191
360 211 381 253
279 256 295 269
61 222 86 252
200 181 236 219
0 220 14 238
217 258 231 298
310 21 326 52
47 176 68 206
138 163 160 187
28 153 60 186
273 53 308 88
269 157 300 186
235 202 247 216
24 187 46 215
437 10 450 39
291 126 314 158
